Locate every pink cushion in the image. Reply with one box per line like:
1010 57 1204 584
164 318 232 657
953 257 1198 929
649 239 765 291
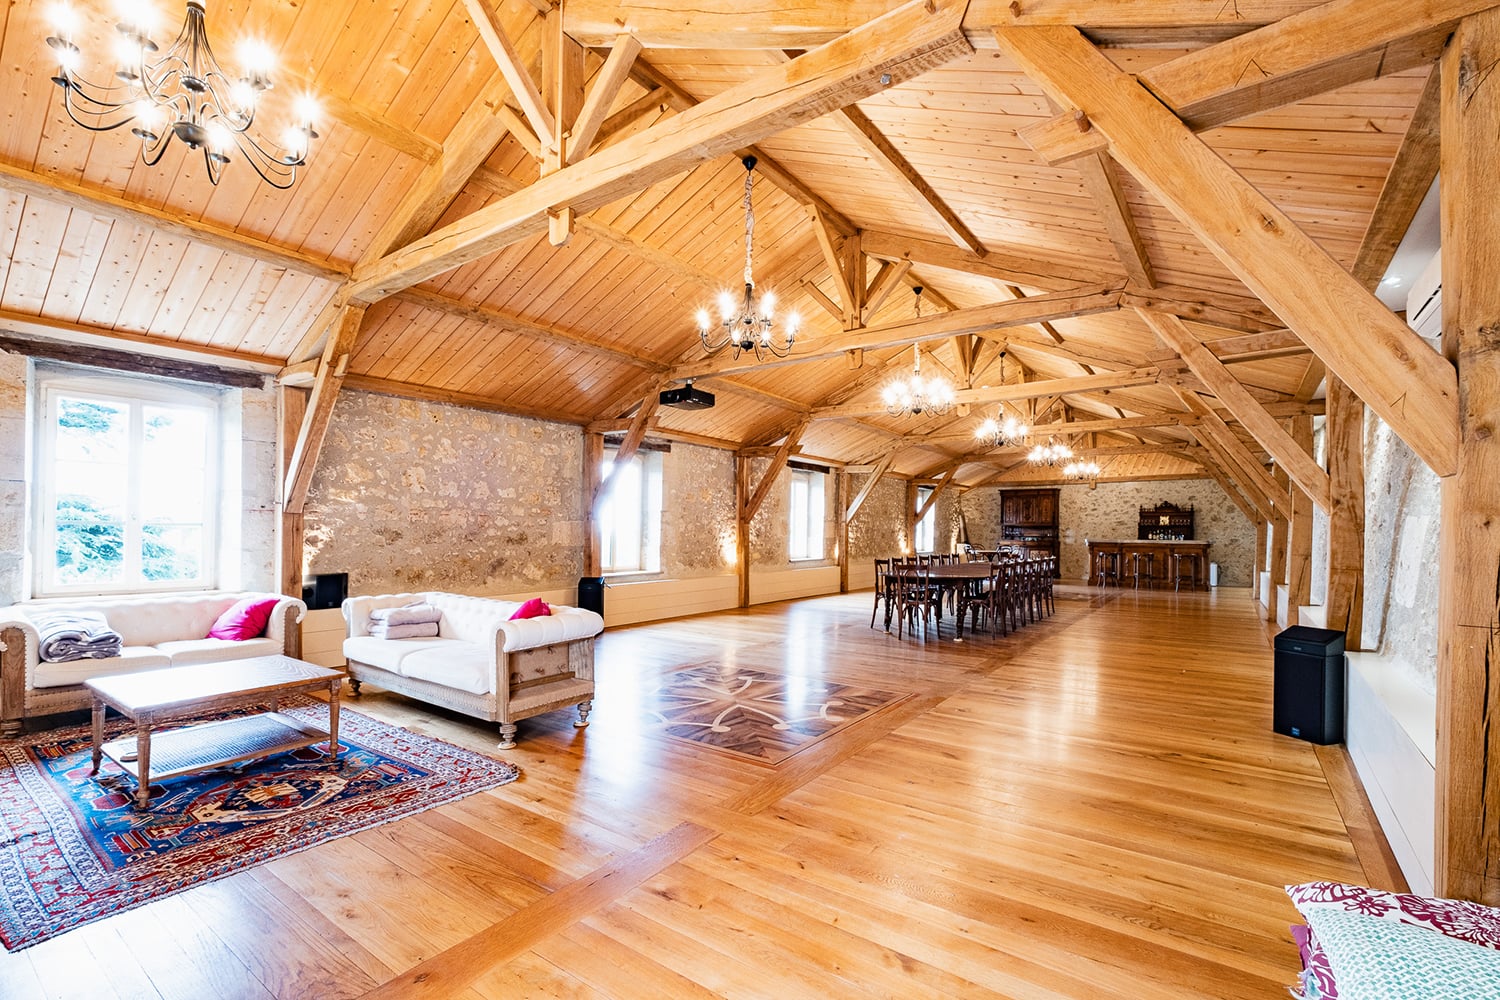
509 598 551 620
207 597 281 641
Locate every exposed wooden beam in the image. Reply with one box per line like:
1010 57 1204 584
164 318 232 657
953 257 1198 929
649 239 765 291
0 333 267 389
914 470 956 522
1436 8 1500 905
1324 374 1365 642
814 366 1159 419
0 160 345 281
583 432 605 576
562 0 1329 48
671 285 1123 381
1193 446 1262 523
1185 424 1277 523
1074 153 1155 288
1138 0 1473 130
1142 310 1331 512
0 307 281 375
1287 414 1315 619
350 1 968 302
743 419 810 522
1175 388 1285 519
284 305 366 514
847 452 897 520
277 359 319 387
809 206 855 318
568 35 645 165
862 259 913 324
834 104 985 255
1353 65 1443 291
596 381 664 508
862 228 1109 290
462 0 556 149
996 24 1460 476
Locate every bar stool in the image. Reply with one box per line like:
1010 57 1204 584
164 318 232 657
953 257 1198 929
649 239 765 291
1131 551 1156 590
1172 551 1204 591
1093 547 1121 588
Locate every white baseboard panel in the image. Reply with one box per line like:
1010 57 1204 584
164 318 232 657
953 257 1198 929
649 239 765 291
749 565 841 605
602 575 739 627
1258 571 1272 609
1275 584 1290 629
1345 651 1437 896
847 561 877 591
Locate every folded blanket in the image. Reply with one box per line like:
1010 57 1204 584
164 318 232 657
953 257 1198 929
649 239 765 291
368 602 442 627
32 611 124 663
368 622 439 640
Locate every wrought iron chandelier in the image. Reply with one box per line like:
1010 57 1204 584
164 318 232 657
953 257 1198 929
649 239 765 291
44 1 320 189
882 287 954 417
697 156 799 360
1063 457 1101 481
1027 437 1073 466
974 351 1029 448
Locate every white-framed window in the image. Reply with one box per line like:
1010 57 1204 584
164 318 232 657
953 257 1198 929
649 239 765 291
788 468 825 561
598 449 663 574
34 371 220 597
914 485 936 553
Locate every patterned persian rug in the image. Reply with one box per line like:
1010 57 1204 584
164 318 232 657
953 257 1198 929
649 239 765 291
649 663 906 765
0 703 519 950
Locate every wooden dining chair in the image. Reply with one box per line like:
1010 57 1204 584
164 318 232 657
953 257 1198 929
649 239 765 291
871 558 893 629
893 562 938 641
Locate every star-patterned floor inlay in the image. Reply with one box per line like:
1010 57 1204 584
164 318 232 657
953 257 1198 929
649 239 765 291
647 664 908 765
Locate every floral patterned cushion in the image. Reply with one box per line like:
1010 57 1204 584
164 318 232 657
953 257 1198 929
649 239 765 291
1286 881 1500 999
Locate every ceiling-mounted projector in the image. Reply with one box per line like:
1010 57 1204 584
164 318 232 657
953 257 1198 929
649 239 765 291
659 382 715 410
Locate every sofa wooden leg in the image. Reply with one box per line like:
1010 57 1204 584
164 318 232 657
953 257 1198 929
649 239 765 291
574 701 592 729
1 720 21 739
348 679 362 695
497 722 518 749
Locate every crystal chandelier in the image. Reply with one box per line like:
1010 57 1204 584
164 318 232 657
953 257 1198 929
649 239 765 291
44 1 320 189
1028 437 1073 466
974 351 1029 447
1063 458 1101 481
697 156 799 360
882 288 954 417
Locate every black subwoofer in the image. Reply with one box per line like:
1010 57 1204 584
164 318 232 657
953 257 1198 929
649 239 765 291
1272 625 1346 744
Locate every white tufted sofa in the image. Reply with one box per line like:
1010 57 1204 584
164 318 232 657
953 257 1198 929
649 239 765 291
342 592 603 748
0 592 306 736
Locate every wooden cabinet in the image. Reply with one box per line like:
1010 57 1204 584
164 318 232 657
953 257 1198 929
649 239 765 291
1138 502 1194 541
1000 488 1060 576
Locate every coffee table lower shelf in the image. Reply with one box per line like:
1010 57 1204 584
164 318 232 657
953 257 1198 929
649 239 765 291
101 712 332 794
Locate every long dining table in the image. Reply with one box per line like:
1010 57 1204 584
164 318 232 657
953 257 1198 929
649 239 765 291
882 562 995 639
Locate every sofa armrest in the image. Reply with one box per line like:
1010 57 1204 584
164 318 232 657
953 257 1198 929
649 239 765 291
0 618 38 732
494 606 604 653
262 596 307 655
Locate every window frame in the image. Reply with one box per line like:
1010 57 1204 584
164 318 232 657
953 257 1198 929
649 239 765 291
598 448 663 576
914 485 936 554
787 468 826 562
33 370 222 598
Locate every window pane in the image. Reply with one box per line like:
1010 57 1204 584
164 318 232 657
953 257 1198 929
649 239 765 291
141 524 203 582
55 396 127 464
53 498 125 585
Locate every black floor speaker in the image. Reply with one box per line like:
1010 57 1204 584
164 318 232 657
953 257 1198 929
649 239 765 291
1272 625 1346 744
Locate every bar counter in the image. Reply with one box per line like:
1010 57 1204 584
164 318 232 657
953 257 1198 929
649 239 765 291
1086 539 1212 590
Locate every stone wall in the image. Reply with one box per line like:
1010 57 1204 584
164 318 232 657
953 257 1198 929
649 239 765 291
960 479 1254 585
303 390 585 597
1361 412 1440 693
0 353 27 605
220 384 278 593
747 460 839 568
848 474 907 561
660 443 735 578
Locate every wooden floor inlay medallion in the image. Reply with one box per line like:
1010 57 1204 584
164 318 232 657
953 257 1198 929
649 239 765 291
647 663 907 764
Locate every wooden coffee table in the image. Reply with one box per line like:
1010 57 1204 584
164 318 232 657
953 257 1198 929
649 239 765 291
86 655 345 808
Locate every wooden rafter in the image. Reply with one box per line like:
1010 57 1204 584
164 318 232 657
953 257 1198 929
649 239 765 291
463 0 556 149
1073 153 1155 288
1142 310 1331 512
1352 65 1443 291
847 452 897 520
1174 388 1285 518
914 470 956 522
284 305 367 514
568 35 645 165
996 24 1460 476
813 366 1160 419
743 419 811 521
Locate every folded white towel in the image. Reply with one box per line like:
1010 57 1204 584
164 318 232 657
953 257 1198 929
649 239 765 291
369 622 439 640
33 611 123 662
368 602 442 627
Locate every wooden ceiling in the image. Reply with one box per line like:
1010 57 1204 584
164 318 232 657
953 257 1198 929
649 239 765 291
0 0 1457 497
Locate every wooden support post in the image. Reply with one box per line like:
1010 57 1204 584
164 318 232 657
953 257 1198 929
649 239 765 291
277 384 309 599
1437 7 1500 905
735 455 751 608
1325 375 1365 649
1253 517 1269 608
583 432 604 577
1287 416 1315 623
905 480 917 556
1267 466 1289 623
838 471 851 593
284 305 366 515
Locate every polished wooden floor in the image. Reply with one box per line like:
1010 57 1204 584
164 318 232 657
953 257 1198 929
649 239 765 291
0 587 1399 999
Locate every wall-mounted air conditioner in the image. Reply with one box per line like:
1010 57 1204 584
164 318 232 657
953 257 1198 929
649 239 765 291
1406 249 1442 350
